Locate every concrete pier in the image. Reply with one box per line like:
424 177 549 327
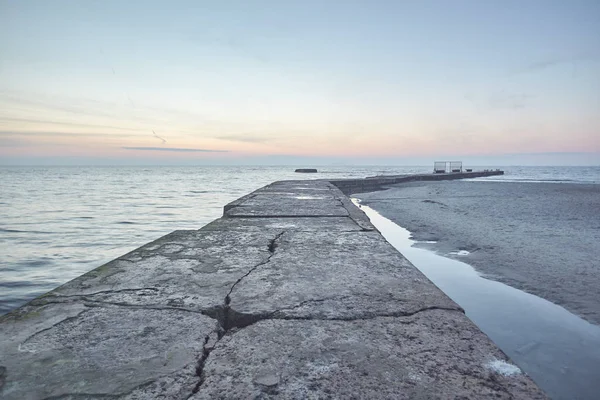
0 174 546 399
330 169 504 195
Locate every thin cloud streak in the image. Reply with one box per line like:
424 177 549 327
510 52 599 76
0 130 141 138
215 134 272 144
122 146 229 153
0 116 146 132
152 130 167 144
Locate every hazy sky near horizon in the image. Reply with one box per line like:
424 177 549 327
1 0 599 165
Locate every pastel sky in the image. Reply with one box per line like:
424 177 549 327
1 0 599 165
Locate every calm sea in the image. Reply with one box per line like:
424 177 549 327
1 165 598 314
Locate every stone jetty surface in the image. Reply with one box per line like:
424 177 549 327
329 169 504 195
0 177 545 399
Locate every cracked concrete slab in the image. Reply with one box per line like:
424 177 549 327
0 301 216 399
192 310 545 399
31 228 277 312
229 230 461 319
0 178 545 399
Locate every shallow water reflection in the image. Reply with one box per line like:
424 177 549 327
358 202 600 400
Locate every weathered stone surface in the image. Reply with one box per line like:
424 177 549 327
225 194 348 218
31 228 273 312
192 311 544 400
329 170 505 195
203 216 368 233
0 176 545 399
230 230 461 319
224 181 350 218
0 301 216 399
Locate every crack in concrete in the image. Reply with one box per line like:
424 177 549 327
81 301 206 314
24 292 465 397
222 231 285 335
269 305 465 321
20 309 91 350
189 230 286 397
18 301 216 399
27 297 206 315
263 292 465 316
225 231 285 303
189 334 216 397
272 296 345 312
19 300 219 399
201 302 464 337
183 301 470 396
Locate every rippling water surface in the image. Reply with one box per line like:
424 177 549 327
0 165 424 313
1 165 598 314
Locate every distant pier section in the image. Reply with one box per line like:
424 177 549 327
330 166 504 195
0 168 542 400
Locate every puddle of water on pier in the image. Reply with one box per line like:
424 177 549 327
295 196 325 200
357 202 600 400
449 250 470 256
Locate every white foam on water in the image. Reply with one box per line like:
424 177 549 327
486 359 521 376
449 250 470 256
